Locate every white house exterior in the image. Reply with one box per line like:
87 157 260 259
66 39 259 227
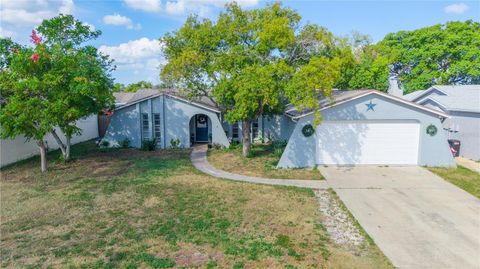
403 85 480 160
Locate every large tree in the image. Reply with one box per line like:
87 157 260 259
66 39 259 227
0 36 56 171
377 20 480 93
36 15 114 161
0 15 114 171
161 3 343 156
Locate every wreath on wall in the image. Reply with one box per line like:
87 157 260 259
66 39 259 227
302 124 315 137
197 115 207 124
426 124 437 136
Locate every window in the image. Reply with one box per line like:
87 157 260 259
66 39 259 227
252 119 259 139
153 113 161 139
232 123 239 140
142 113 150 140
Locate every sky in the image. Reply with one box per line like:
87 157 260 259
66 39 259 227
1 0 479 85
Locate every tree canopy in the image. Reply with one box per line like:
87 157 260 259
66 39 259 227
0 14 114 171
161 3 344 155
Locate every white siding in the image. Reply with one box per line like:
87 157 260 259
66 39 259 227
0 115 98 167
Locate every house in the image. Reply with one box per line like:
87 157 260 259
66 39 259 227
278 90 455 168
104 89 454 168
0 115 99 167
403 85 480 160
103 89 294 149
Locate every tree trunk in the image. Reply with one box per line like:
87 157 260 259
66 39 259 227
242 120 252 157
51 129 66 158
37 140 47 172
65 135 71 161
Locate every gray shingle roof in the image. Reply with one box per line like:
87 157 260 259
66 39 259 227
113 89 220 112
410 85 480 113
284 90 371 118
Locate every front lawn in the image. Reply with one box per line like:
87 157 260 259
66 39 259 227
1 141 389 268
428 165 480 199
208 143 324 180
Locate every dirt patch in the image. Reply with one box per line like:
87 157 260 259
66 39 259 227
143 196 160 208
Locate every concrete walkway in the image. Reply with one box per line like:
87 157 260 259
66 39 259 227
190 144 329 189
320 166 480 269
456 157 480 173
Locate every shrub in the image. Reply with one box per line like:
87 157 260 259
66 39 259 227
141 138 157 151
228 141 240 150
100 140 110 148
120 137 130 148
272 140 287 158
212 143 223 149
246 148 255 158
169 138 180 149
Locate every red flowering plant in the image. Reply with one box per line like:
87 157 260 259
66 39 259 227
1 15 114 171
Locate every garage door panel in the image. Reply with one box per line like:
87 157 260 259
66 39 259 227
316 122 420 165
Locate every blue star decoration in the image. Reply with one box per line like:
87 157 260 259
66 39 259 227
365 101 377 112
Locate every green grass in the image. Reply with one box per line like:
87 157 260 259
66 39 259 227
428 165 480 199
208 143 324 180
1 140 388 268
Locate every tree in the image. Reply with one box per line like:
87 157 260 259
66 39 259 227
35 15 114 161
377 20 480 93
0 36 56 171
124 80 153 92
334 32 390 91
0 15 114 171
161 3 342 156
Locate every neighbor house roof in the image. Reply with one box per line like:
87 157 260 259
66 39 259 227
285 89 449 119
404 85 480 113
112 89 220 113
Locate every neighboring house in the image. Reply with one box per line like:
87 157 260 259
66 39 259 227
106 89 454 168
278 90 454 168
403 85 480 160
0 115 99 167
104 89 295 149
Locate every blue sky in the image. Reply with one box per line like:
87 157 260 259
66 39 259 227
1 0 478 85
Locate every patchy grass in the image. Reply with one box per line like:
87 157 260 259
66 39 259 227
428 165 480 199
208 143 323 180
1 141 388 268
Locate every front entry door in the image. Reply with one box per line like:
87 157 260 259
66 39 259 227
195 115 208 142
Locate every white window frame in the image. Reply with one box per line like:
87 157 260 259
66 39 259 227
153 113 161 140
142 113 150 140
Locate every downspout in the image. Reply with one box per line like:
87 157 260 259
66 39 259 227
163 95 166 148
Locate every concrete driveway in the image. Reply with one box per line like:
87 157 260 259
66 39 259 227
319 166 480 269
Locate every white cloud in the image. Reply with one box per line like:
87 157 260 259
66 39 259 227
103 13 141 30
99 38 164 70
124 0 161 12
124 0 259 16
0 0 76 40
83 22 95 31
0 27 16 38
444 3 469 14
99 38 164 84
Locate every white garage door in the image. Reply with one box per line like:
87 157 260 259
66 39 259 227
316 121 420 165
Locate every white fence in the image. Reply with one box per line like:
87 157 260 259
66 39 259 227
0 115 98 167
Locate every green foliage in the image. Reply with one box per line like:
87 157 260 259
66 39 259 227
0 14 114 170
101 140 110 148
124 80 154 92
142 138 157 151
120 137 130 148
161 3 344 152
169 138 180 149
377 20 480 93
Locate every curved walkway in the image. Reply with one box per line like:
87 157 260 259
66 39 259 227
191 144 329 189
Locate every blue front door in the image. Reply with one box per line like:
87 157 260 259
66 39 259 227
195 115 208 142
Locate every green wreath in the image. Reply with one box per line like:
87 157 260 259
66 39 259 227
302 124 315 137
426 124 437 136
